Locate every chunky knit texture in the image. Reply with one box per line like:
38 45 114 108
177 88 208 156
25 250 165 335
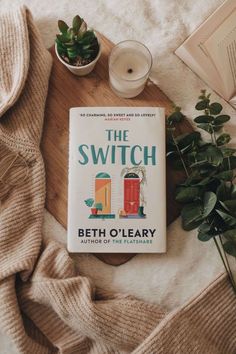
0 6 236 354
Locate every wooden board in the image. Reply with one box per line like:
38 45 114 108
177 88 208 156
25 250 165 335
41 34 193 266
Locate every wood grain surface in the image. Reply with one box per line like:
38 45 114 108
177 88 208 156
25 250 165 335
41 33 193 266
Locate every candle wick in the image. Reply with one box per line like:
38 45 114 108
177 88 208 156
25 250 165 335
127 68 133 74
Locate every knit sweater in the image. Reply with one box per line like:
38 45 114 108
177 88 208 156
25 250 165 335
0 6 236 354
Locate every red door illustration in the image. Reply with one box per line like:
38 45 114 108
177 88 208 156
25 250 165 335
124 173 140 215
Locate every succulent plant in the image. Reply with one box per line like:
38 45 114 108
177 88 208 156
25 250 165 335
55 15 99 66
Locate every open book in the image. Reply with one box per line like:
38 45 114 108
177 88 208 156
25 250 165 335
175 0 236 109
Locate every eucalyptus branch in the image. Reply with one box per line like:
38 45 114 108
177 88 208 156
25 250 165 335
167 90 236 295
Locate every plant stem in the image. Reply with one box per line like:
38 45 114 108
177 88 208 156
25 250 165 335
219 234 236 291
213 130 217 145
213 236 236 294
171 132 189 178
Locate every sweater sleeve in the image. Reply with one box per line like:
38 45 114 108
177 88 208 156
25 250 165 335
0 6 52 146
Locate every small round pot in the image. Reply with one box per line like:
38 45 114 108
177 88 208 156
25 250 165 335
55 34 102 76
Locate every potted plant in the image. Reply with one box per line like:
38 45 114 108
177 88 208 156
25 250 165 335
55 15 101 76
84 198 103 215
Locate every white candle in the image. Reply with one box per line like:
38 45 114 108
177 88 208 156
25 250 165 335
109 40 152 98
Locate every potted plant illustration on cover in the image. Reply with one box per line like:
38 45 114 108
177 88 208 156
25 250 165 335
55 15 101 76
84 172 115 219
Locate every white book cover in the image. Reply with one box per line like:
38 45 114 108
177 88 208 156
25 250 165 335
67 107 166 253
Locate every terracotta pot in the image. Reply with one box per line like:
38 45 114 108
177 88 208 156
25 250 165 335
91 208 98 215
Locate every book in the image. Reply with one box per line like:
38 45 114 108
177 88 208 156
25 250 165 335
175 0 236 109
67 107 166 253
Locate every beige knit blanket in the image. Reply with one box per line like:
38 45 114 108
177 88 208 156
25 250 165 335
0 6 236 354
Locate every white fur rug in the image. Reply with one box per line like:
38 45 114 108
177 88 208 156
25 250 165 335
1 0 236 352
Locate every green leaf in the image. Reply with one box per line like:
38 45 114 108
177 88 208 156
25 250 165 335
181 201 203 231
209 102 223 115
95 202 103 211
175 186 203 203
197 123 214 134
194 115 214 123
216 133 231 146
176 132 201 149
231 184 236 199
214 170 233 181
202 191 217 217
195 100 209 110
198 232 213 242
223 229 236 241
216 181 232 201
220 147 236 157
223 200 236 215
214 114 230 125
72 15 82 33
222 156 236 170
58 20 69 34
203 145 223 166
56 34 70 43
167 111 184 124
213 125 223 132
84 198 94 207
190 160 208 168
198 223 211 233
223 241 236 257
216 210 236 227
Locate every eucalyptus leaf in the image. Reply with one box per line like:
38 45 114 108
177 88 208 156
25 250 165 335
176 132 201 149
214 170 233 181
222 156 236 170
209 102 223 115
216 133 231 146
175 186 203 203
167 111 184 124
194 115 214 123
214 114 230 125
195 100 209 110
198 223 211 233
213 125 223 132
197 123 213 134
223 200 236 214
220 147 236 157
181 202 203 231
223 229 236 241
230 184 236 199
198 232 213 242
202 191 217 217
216 182 231 201
223 241 236 257
216 210 236 227
202 145 223 167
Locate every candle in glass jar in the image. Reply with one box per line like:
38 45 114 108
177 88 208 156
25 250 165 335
109 40 152 98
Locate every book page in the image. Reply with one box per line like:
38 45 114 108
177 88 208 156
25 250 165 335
204 9 236 100
175 0 236 102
